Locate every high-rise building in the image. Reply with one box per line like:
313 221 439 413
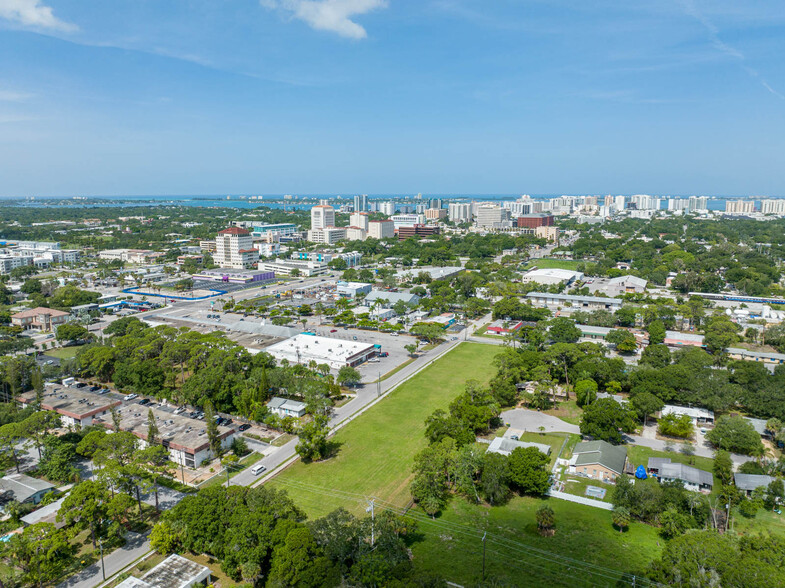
614 195 626 211
379 201 396 216
667 198 689 211
517 214 554 228
307 227 346 245
311 202 335 229
368 220 395 239
349 212 370 231
448 202 472 222
475 205 510 228
425 208 447 220
688 196 709 213
353 194 369 212
428 198 442 210
215 227 258 269
391 214 426 229
725 200 755 214
761 199 785 215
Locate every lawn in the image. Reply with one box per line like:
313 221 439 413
44 345 83 359
544 398 583 425
524 258 581 270
515 431 570 469
734 506 785 537
409 496 662 587
269 343 500 518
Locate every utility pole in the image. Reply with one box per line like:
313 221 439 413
481 531 487 580
366 499 375 547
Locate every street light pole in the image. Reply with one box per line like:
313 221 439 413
99 538 106 581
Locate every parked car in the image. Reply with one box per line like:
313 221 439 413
124 393 138 401
251 464 267 475
223 418 233 425
89 386 101 392
510 435 519 441
379 352 389 358
138 398 151 406
74 382 87 389
173 407 185 415
189 411 200 418
238 423 251 432
98 388 110 395
330 329 338 333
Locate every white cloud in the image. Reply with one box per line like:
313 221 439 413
0 0 77 32
262 0 387 39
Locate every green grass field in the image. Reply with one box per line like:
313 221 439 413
409 496 662 587
44 346 82 359
269 343 501 518
524 258 581 270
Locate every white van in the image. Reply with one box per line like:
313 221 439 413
251 464 267 476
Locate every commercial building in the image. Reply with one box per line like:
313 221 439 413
192 268 275 284
525 291 622 311
266 397 307 418
603 275 648 295
345 227 367 241
115 554 212 588
486 320 524 335
476 204 511 228
521 268 584 286
425 208 447 220
397 225 440 239
11 307 70 331
311 202 336 229
663 330 705 348
517 214 555 228
350 212 370 231
291 251 362 267
215 227 258 269
307 227 347 244
0 254 33 274
96 403 234 468
336 281 373 298
368 219 395 240
18 386 121 428
364 289 421 307
266 334 378 369
231 221 300 238
391 214 425 229
535 225 559 242
726 347 785 366
394 266 463 282
568 441 627 483
258 259 328 277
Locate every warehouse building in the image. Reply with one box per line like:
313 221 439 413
266 333 377 369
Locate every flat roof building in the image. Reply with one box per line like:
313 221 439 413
336 281 373 298
95 404 234 468
192 268 275 284
266 333 377 369
525 292 622 311
18 386 121 428
522 268 584 285
115 554 211 588
660 405 714 425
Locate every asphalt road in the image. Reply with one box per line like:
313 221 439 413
57 533 150 588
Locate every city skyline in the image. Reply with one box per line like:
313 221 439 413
2 1 785 196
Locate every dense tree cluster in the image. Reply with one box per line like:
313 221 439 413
151 485 423 586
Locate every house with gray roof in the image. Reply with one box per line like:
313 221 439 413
487 437 551 457
658 461 713 493
0 473 56 508
734 473 775 496
266 396 307 418
568 441 627 483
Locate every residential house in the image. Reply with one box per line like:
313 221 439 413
568 441 627 483
0 474 56 507
734 473 775 497
267 397 307 418
487 437 551 457
656 459 713 493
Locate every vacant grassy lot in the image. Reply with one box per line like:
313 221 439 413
524 258 581 270
409 496 662 587
269 343 500 518
44 345 82 359
515 431 569 469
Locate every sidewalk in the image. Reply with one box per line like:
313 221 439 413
57 532 150 588
548 489 613 510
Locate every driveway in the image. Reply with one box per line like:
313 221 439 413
501 408 580 434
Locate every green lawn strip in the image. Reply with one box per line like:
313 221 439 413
523 258 581 270
544 399 583 425
271 433 296 447
733 505 785 537
44 346 83 359
268 343 500 518
514 431 568 469
409 496 662 587
562 476 615 503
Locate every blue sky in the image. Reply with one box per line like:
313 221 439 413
1 0 785 197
